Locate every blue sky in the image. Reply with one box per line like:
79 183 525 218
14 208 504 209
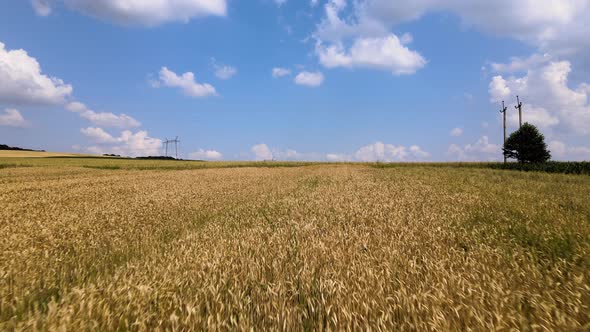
1 0 589 161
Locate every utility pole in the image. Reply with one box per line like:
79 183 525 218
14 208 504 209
515 95 523 128
500 101 508 163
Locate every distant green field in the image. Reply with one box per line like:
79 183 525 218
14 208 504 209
2 156 589 174
0 150 94 158
0 156 318 170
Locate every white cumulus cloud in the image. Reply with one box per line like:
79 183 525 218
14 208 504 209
488 76 511 103
211 58 237 80
35 0 227 26
214 65 237 80
66 102 141 128
0 42 73 105
488 60 590 135
294 71 324 87
244 142 429 162
31 0 51 16
346 0 590 56
251 144 274 160
326 153 351 162
447 136 501 161
490 53 552 74
313 0 590 76
189 149 223 160
354 142 429 162
80 127 118 143
450 128 464 137
272 67 291 78
248 144 324 161
155 67 217 98
313 1 426 74
81 127 162 157
0 109 28 127
327 142 430 162
316 35 426 75
549 141 590 161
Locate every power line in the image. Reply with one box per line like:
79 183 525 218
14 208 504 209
163 137 180 159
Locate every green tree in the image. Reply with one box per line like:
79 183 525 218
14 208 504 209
503 123 551 163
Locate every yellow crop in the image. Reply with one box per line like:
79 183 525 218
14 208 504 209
1 158 589 330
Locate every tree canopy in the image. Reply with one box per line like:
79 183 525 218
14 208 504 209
503 123 551 163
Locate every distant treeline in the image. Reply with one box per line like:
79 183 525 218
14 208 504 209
135 156 178 160
372 161 590 175
98 155 182 160
487 161 590 175
0 144 45 152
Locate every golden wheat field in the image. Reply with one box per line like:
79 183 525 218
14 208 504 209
1 158 589 331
